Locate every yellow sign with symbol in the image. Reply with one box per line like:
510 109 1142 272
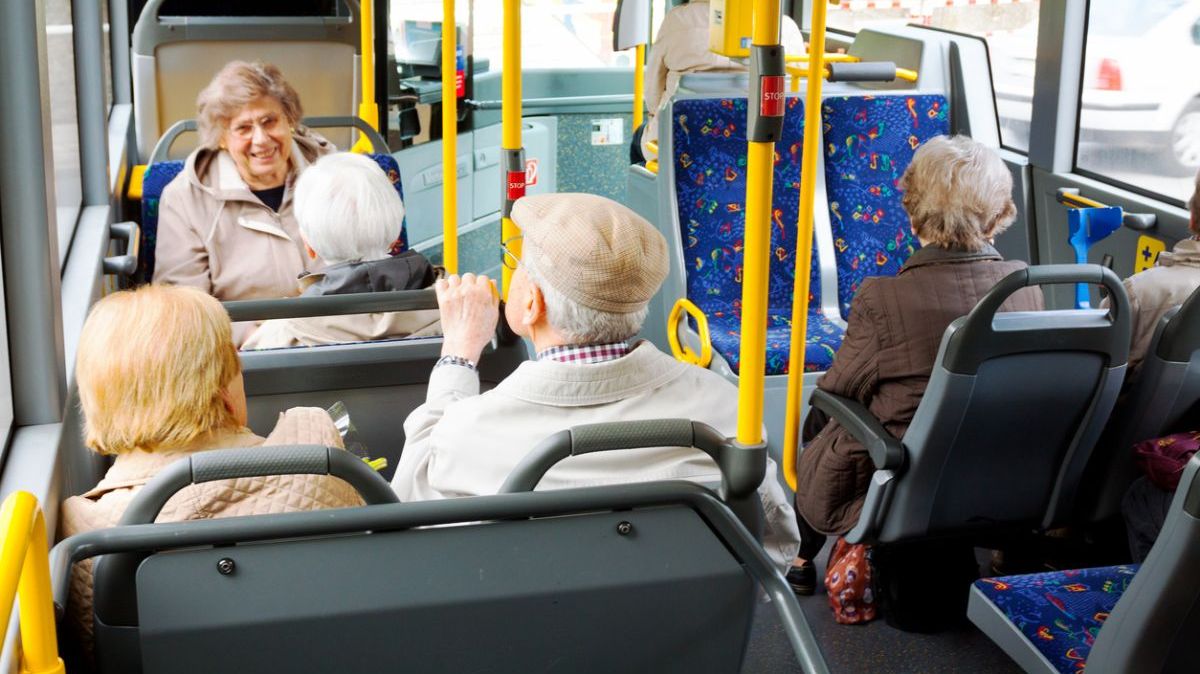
1134 235 1166 273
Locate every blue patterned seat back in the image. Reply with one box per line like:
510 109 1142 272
974 565 1139 673
822 94 950 318
672 97 842 375
137 153 410 283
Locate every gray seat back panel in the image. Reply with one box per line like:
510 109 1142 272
135 507 754 674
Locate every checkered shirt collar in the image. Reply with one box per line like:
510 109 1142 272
536 342 630 365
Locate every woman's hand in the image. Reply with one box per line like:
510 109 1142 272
435 273 500 364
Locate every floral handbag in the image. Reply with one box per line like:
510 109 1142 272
824 537 877 625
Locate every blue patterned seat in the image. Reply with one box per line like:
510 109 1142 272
672 96 842 375
973 565 1139 672
138 153 410 283
822 94 950 318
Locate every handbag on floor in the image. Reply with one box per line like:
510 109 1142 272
824 537 877 625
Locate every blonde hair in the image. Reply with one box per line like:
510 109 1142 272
899 135 1016 251
196 61 303 150
75 285 241 455
295 153 404 265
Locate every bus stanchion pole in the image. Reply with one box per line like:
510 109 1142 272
736 0 785 451
441 0 459 274
501 0 525 299
782 1 829 492
633 43 646 130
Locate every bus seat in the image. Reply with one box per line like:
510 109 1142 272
810 265 1129 545
59 427 827 674
130 0 361 162
822 94 950 318
968 452 1200 673
137 153 409 283
1081 283 1200 522
670 96 843 375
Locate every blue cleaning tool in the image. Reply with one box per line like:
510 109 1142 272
1066 206 1122 308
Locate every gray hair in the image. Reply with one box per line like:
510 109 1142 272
294 153 403 265
521 242 648 343
196 61 303 150
899 135 1016 251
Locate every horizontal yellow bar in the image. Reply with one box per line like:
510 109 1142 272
896 67 918 82
786 53 858 63
1060 191 1108 209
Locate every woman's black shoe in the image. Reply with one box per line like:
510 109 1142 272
786 561 816 596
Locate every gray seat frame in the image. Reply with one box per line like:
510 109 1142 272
809 264 1130 545
1083 283 1200 522
969 453 1200 673
54 421 829 674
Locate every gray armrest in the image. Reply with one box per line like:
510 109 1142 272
810 390 904 470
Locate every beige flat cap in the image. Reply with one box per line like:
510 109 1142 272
512 193 668 313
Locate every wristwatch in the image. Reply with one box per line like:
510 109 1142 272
435 355 478 371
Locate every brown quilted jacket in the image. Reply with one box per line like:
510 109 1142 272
795 245 1044 534
59 407 365 653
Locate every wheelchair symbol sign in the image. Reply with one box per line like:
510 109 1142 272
1134 235 1166 274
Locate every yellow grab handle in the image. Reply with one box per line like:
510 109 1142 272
127 164 147 200
667 298 713 368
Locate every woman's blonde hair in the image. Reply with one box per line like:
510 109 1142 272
75 285 241 455
900 135 1016 251
196 61 303 150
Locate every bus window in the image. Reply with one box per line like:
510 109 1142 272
393 0 632 70
48 0 82 263
825 0 1041 154
1075 0 1198 205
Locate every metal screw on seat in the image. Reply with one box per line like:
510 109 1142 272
216 558 236 576
617 521 633 536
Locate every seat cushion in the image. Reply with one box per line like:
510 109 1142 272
137 153 409 282
822 94 950 318
974 565 1139 673
702 304 844 375
673 97 839 375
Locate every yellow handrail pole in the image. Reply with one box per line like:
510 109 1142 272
735 0 783 447
442 0 459 273
0 492 65 674
500 0 524 299
781 0 829 492
633 43 646 129
351 0 380 153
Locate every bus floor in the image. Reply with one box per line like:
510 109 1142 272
741 545 1021 673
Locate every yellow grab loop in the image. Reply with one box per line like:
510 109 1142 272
633 43 646 130
735 0 782 448
500 0 523 299
667 299 713 368
0 492 65 674
351 0 380 154
781 0 830 492
441 0 459 273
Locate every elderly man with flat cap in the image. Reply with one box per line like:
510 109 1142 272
393 193 800 570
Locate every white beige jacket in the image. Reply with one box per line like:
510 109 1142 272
393 341 801 571
60 408 364 652
1113 237 1200 373
642 0 806 159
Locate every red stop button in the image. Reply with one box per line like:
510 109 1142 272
760 75 785 117
506 170 526 201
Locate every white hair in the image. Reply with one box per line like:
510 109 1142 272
294 152 403 265
899 135 1016 251
521 242 648 343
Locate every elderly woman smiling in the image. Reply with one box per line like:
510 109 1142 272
153 61 334 303
788 136 1045 588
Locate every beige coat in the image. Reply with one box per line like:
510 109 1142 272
152 129 334 301
642 1 806 159
1106 237 1200 373
60 408 364 651
393 341 802 572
